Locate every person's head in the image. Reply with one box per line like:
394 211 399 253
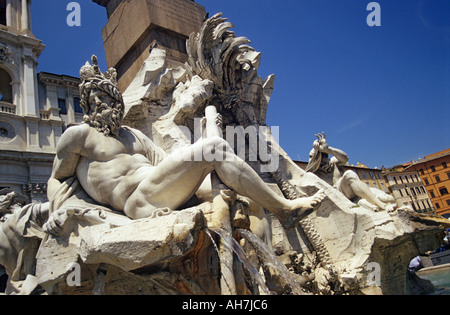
79 55 124 137
306 141 331 173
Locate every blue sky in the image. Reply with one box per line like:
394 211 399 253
31 0 450 168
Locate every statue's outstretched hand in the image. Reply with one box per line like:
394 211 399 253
315 132 328 152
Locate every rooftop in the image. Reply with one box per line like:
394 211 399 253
406 148 450 170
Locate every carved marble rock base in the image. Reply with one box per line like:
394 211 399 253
36 208 207 293
79 208 206 271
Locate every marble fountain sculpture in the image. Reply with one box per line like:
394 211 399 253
1 13 448 295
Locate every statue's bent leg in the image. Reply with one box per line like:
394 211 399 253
340 171 387 210
124 137 325 225
200 138 326 227
123 143 215 219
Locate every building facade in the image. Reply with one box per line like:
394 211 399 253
0 1 82 203
406 149 450 218
346 163 390 195
383 164 434 214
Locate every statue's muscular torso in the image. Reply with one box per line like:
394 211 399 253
53 124 164 212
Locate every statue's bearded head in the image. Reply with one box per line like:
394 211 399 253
79 55 124 137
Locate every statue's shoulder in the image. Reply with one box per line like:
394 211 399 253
121 125 151 142
122 125 142 135
57 124 90 151
65 123 90 136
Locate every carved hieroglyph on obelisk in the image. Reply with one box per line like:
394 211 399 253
93 0 206 92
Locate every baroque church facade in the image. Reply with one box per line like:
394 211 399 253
0 0 83 203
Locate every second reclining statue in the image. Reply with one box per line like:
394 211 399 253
306 132 396 212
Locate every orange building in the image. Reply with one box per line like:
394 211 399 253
406 149 450 218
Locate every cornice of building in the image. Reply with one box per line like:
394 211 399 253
38 72 81 89
0 28 45 57
405 149 450 170
0 149 55 163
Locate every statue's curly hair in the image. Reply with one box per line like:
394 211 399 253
78 55 122 115
79 78 124 115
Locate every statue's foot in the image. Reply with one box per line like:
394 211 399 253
277 190 326 230
384 203 397 213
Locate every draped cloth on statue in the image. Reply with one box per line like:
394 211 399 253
48 175 132 229
3 203 46 294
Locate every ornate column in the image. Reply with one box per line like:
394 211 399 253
27 0 32 32
44 83 60 119
6 0 12 27
11 80 20 111
22 54 37 116
66 89 76 125
21 0 29 31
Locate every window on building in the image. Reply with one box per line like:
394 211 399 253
0 68 12 103
420 186 426 194
399 189 404 197
447 172 450 180
410 188 416 196
415 174 419 181
439 187 449 196
424 178 430 185
370 171 375 180
361 171 367 180
435 175 441 183
376 173 381 180
0 127 7 138
429 190 436 198
0 0 6 26
73 97 83 113
435 203 441 209
443 162 448 169
58 98 67 115
431 166 436 172
393 176 398 184
415 187 421 195
422 200 427 210
416 202 422 211
420 169 425 175
446 200 450 206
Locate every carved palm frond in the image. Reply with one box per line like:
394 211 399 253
186 13 251 95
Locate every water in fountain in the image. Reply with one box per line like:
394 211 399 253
206 229 273 295
93 265 107 295
237 229 303 295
